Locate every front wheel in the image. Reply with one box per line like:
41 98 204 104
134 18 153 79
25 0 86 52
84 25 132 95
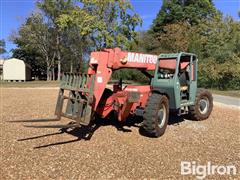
143 93 169 137
188 88 213 121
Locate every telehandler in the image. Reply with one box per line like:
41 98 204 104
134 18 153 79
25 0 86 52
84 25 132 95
46 48 213 137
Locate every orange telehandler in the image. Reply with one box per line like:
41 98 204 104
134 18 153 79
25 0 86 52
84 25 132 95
29 48 213 137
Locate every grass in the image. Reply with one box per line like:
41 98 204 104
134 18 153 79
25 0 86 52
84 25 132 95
0 80 59 88
0 80 141 88
209 89 240 98
1 80 239 98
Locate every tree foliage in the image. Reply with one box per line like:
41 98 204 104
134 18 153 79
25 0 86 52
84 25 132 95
132 0 240 90
10 0 240 90
57 0 141 49
151 0 218 33
0 39 6 55
12 12 57 80
194 17 240 89
12 0 140 80
37 0 77 80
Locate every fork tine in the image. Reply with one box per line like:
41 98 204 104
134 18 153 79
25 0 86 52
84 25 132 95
7 117 60 123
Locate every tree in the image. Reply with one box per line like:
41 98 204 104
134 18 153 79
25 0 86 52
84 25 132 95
0 39 6 55
12 13 57 80
57 0 141 83
57 0 141 50
151 0 218 33
130 31 160 53
132 22 194 56
11 0 140 82
131 0 239 90
141 0 220 62
37 0 76 80
157 22 194 52
60 27 91 73
195 16 240 89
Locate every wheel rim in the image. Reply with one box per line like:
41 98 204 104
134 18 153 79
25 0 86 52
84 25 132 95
199 97 209 114
157 104 167 128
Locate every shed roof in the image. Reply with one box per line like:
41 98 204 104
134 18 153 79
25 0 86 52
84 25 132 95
5 58 32 69
0 59 4 65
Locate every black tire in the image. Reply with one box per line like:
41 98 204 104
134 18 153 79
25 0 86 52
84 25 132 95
188 88 213 121
143 93 169 137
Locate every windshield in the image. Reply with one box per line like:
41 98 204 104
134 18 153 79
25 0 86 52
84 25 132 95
157 58 176 79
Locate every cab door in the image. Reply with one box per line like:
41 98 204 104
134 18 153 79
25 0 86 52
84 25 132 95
178 55 197 106
188 56 197 104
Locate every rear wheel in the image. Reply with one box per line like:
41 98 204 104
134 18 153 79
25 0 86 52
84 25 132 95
188 88 213 120
143 93 169 137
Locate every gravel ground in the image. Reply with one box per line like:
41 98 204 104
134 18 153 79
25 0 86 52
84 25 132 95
1 89 239 180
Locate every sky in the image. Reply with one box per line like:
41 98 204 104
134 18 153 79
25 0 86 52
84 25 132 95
0 0 240 58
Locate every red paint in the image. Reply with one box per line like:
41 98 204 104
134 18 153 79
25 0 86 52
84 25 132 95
87 48 155 121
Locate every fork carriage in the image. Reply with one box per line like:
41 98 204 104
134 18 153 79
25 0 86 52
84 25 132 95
55 73 95 126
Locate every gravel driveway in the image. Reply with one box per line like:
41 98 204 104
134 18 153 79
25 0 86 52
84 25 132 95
1 89 239 179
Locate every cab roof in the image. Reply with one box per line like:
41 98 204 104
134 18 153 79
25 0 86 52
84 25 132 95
158 52 197 59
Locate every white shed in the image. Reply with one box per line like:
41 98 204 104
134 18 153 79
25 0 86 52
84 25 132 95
0 59 4 80
3 58 32 81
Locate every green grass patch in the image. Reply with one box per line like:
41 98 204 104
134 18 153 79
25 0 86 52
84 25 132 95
0 80 59 88
210 89 240 98
1 80 239 99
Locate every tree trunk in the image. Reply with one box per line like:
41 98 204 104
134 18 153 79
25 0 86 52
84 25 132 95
78 46 83 73
47 66 51 81
50 71 53 81
79 55 82 72
70 61 73 73
56 33 61 81
46 56 51 81
57 60 61 81
52 68 55 81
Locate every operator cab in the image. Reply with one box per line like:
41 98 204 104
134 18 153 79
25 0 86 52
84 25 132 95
144 52 213 137
152 52 197 110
